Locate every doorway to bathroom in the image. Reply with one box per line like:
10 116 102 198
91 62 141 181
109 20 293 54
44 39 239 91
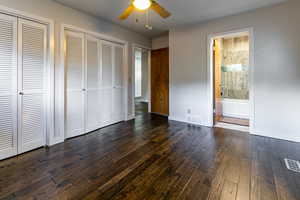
209 29 254 131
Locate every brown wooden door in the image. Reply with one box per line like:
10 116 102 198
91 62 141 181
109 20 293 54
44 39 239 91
151 48 169 116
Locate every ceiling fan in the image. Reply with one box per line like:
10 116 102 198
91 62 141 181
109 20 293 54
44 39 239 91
119 0 171 20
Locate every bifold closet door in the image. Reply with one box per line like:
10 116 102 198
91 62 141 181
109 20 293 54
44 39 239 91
86 36 101 132
112 45 124 122
0 14 18 160
65 31 85 138
100 41 113 125
18 19 47 153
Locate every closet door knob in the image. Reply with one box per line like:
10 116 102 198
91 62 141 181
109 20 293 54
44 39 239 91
19 92 24 95
82 89 86 91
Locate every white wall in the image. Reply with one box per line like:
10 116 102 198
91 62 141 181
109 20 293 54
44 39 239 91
169 0 300 142
134 49 142 98
141 50 149 102
0 0 151 141
152 33 169 50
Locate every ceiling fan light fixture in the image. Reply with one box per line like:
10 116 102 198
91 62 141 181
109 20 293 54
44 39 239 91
133 0 152 11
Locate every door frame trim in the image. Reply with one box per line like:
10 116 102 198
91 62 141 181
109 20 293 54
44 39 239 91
0 5 55 147
132 44 151 119
207 28 255 133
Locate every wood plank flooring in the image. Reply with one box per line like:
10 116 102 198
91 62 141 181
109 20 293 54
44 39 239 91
218 116 249 127
0 114 300 200
135 99 148 116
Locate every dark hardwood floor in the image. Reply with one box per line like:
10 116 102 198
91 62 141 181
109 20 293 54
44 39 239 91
0 114 300 200
135 99 148 116
217 116 250 127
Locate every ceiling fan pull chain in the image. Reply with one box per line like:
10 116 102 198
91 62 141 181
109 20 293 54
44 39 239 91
146 9 149 24
145 9 153 30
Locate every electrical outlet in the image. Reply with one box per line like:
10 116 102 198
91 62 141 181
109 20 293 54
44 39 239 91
187 109 191 114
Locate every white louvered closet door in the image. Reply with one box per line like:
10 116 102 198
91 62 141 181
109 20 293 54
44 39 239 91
112 45 125 123
0 14 18 160
100 41 113 125
18 19 47 153
65 31 85 138
86 36 101 132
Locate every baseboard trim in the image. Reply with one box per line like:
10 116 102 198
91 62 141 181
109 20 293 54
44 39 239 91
126 114 135 121
168 117 300 143
168 116 212 127
250 129 300 143
48 136 64 146
214 122 249 133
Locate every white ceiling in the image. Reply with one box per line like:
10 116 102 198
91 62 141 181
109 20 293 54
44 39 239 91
54 0 286 38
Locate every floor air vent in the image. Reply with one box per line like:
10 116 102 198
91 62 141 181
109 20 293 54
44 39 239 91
284 158 300 173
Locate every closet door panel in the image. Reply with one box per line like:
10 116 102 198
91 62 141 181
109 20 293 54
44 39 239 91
102 43 113 87
86 36 101 131
21 24 45 91
0 96 17 159
21 94 45 152
65 31 85 138
114 46 124 87
66 91 84 136
112 88 123 122
86 39 99 89
0 14 18 160
18 19 47 153
66 33 84 90
100 42 113 124
100 89 112 124
87 90 100 130
112 46 124 122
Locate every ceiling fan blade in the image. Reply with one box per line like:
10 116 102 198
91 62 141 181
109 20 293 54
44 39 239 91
151 1 171 18
119 5 135 20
